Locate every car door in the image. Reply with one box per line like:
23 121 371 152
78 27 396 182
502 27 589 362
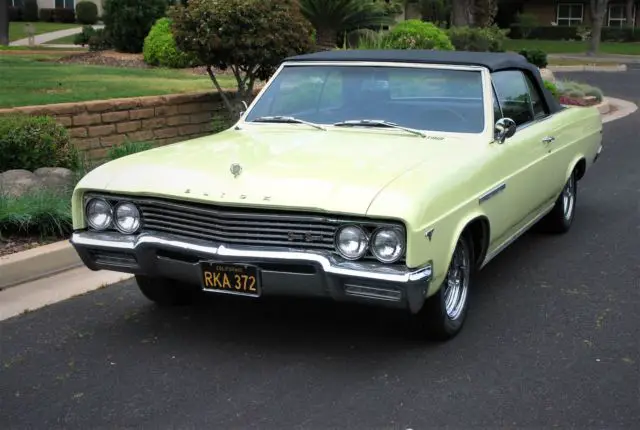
482 70 559 245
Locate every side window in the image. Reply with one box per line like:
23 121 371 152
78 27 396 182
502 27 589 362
524 74 548 119
492 70 534 127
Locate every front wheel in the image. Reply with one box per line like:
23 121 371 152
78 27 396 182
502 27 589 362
414 233 474 341
541 170 577 234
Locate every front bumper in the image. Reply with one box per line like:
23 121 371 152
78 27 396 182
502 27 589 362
70 231 433 313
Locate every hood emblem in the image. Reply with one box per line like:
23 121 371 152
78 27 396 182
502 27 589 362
230 163 242 178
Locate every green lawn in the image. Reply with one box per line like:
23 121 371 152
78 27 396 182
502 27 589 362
9 22 80 42
0 56 236 108
42 34 78 45
504 39 640 55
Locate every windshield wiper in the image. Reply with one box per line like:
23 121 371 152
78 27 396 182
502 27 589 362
251 115 326 131
333 119 426 137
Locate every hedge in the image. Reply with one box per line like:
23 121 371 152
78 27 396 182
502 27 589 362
509 24 640 42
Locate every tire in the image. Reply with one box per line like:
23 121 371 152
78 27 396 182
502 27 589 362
540 170 577 234
135 275 199 307
414 232 474 341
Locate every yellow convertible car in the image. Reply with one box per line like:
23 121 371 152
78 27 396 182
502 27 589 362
70 50 603 340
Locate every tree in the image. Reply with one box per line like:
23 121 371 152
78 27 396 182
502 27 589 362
298 0 394 49
588 0 610 55
102 0 167 53
0 0 9 47
449 0 499 27
625 0 634 27
170 0 314 115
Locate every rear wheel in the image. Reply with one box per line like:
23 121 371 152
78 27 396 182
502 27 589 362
135 275 200 307
541 170 577 234
415 233 474 341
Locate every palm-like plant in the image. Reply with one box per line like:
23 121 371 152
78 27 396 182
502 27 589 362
298 0 396 49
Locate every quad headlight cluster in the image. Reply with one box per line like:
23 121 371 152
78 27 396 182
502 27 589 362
85 197 141 234
334 224 406 263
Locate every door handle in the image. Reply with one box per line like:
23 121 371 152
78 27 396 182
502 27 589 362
542 136 556 144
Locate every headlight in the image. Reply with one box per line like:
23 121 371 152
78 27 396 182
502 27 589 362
371 228 405 263
86 198 113 231
114 202 141 234
335 225 368 260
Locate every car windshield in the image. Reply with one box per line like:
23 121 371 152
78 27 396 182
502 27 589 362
244 64 485 134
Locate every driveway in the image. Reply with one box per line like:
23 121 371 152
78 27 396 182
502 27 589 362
1 71 639 428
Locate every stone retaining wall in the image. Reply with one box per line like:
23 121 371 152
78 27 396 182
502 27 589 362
0 91 243 162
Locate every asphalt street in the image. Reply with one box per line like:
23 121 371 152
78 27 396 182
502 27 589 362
1 70 639 429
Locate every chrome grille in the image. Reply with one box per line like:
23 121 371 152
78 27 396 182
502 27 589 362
135 198 339 250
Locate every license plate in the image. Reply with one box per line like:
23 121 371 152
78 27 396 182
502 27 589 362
200 262 261 297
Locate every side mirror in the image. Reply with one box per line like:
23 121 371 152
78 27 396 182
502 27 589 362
494 117 517 144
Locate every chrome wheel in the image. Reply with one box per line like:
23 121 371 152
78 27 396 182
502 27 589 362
562 175 576 221
443 239 471 320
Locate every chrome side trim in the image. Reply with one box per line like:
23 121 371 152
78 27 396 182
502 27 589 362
479 183 506 204
480 202 555 268
70 232 432 284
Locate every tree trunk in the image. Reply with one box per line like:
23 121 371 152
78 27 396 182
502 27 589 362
626 0 634 27
588 0 609 56
0 0 9 47
451 0 475 26
315 28 337 50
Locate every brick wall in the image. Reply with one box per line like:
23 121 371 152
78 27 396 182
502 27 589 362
0 91 241 162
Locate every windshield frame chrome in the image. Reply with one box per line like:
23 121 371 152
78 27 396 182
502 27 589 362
237 60 494 139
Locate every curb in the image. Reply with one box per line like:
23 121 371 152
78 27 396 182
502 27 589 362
548 64 627 72
597 98 610 115
602 97 638 124
0 240 81 290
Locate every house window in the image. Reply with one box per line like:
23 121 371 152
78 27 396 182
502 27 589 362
10 0 24 7
608 4 636 27
556 3 584 26
55 0 76 8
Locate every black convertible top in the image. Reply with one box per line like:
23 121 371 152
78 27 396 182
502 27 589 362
284 49 563 113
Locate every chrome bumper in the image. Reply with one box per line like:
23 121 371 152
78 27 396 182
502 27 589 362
70 231 433 313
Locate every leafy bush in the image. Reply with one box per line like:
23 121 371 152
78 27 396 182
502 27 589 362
39 8 76 23
518 48 548 68
557 80 604 103
76 1 99 25
106 140 154 161
170 0 315 114
8 6 23 21
514 13 538 39
38 8 54 22
0 115 78 172
88 28 112 51
383 20 454 50
74 25 96 46
447 25 508 52
346 28 379 49
103 0 167 53
544 80 559 98
143 18 196 68
22 0 38 22
0 190 72 238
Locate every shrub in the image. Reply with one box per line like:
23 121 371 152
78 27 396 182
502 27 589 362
106 140 154 161
88 28 112 51
346 28 379 49
76 1 99 25
39 8 54 22
22 0 38 22
544 80 559 98
514 12 539 39
383 20 454 50
143 18 196 68
556 80 604 103
447 25 508 52
518 48 548 68
102 0 167 53
8 6 23 21
170 0 315 115
0 191 72 238
0 115 78 172
74 25 96 46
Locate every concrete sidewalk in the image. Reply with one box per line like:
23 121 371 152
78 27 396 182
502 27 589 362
10 25 104 47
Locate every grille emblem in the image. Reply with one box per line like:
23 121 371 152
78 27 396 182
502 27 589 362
230 163 242 178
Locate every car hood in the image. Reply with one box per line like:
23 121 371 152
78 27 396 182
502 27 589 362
77 126 464 215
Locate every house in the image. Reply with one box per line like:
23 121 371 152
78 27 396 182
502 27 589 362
515 0 638 28
9 0 104 17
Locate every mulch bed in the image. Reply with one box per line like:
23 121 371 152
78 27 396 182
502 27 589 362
0 235 61 257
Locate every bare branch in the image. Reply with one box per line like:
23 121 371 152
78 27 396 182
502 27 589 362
206 65 235 114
